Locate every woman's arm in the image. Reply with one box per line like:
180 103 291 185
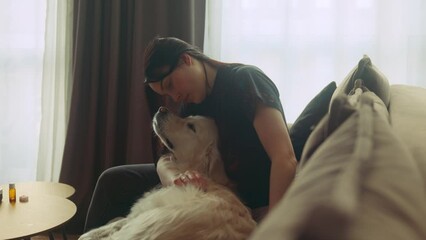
253 104 297 210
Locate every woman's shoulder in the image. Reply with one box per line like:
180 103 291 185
217 64 270 88
221 63 264 76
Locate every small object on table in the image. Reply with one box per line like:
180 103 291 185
0 188 3 203
19 195 29 203
9 183 16 203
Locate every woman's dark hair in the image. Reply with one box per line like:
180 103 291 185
143 37 221 84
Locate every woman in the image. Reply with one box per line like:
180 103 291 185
84 36 297 232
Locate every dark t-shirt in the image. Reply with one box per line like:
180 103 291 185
180 64 286 209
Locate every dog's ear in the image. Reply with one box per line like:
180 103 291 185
205 143 229 186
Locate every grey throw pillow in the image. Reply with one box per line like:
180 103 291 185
330 55 391 108
289 81 336 161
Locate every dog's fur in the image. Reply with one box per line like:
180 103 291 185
79 107 256 240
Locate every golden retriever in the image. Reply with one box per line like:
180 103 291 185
79 107 256 240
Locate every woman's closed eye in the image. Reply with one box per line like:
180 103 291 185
166 78 173 90
187 123 196 132
164 78 173 92
161 77 173 93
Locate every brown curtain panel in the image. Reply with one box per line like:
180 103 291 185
60 0 205 233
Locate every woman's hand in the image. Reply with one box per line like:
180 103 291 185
173 170 207 190
156 155 208 190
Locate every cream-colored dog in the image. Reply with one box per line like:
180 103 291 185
79 107 256 240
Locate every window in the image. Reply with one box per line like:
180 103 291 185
0 0 72 183
0 0 46 183
205 0 426 122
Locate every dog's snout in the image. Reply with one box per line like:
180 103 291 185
154 107 170 121
159 106 169 113
153 107 171 136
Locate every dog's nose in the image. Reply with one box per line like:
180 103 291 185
159 106 169 113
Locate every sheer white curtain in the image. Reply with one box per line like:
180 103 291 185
0 0 73 184
37 0 73 181
205 0 426 122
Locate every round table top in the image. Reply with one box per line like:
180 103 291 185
1 181 75 199
0 194 77 239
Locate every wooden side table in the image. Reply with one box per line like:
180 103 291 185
0 182 77 240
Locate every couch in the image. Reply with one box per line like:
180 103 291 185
250 55 426 240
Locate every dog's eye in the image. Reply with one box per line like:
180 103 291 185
187 123 196 132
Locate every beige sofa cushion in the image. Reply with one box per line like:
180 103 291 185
389 84 426 185
249 91 426 240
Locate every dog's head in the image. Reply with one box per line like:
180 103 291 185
153 107 227 182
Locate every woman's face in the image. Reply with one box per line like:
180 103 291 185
149 54 206 104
